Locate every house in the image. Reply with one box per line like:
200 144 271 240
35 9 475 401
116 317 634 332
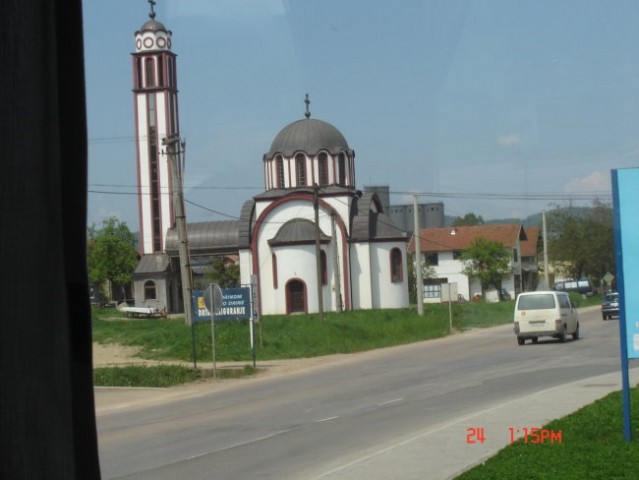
408 224 537 302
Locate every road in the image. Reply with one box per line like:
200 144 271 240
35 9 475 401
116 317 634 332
96 307 632 479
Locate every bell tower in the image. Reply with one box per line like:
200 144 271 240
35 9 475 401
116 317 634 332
132 0 180 254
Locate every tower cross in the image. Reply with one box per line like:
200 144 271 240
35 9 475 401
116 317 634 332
304 93 311 119
148 0 157 19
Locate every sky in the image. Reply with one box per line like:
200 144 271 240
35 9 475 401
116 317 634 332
83 0 639 231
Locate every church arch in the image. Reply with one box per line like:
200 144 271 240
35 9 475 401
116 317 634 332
286 278 307 314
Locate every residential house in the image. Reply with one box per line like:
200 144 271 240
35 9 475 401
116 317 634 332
408 224 535 302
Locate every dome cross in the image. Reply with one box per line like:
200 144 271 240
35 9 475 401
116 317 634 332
148 0 157 19
304 93 311 119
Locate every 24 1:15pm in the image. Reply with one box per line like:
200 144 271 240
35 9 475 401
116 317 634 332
509 427 563 444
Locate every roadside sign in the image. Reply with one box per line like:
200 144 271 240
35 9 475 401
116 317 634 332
193 287 252 322
612 167 639 442
612 168 639 359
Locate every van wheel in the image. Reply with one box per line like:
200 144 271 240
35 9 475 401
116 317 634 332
532 337 538 344
559 326 567 343
573 324 580 341
517 337 525 346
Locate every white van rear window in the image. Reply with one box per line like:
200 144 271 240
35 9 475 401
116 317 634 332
517 294 556 310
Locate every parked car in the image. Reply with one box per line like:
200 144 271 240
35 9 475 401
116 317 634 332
601 292 619 320
514 291 580 345
553 279 594 297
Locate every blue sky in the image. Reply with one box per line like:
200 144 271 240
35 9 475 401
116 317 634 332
84 0 639 230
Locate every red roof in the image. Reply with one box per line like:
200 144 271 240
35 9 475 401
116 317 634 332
407 224 527 253
520 227 539 258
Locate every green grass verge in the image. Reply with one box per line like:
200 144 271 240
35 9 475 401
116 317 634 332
456 386 639 479
93 364 257 387
92 300 516 364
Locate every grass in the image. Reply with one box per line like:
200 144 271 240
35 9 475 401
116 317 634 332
94 364 258 387
92 300 516 364
456 387 639 479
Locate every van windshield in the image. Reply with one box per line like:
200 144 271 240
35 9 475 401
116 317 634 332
518 294 556 310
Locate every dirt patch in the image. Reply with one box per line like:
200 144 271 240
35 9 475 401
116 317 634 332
92 342 338 378
93 343 182 367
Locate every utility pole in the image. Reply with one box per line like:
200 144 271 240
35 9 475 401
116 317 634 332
163 135 194 328
542 210 549 289
314 184 324 319
413 194 424 316
331 211 343 312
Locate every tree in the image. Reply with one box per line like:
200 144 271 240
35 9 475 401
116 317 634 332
548 199 614 282
87 216 138 301
206 258 240 288
452 212 485 227
460 238 511 293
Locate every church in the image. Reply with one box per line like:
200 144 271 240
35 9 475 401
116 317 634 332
130 3 409 316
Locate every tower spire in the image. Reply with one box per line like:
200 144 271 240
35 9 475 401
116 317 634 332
148 0 157 19
304 93 311 119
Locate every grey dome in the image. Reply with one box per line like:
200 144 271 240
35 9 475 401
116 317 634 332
136 19 168 34
266 118 351 159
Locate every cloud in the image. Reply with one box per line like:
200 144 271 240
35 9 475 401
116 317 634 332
563 171 611 194
497 134 521 146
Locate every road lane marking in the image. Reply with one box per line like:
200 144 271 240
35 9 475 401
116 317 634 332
315 416 339 423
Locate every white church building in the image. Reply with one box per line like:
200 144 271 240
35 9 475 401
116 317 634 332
130 3 409 316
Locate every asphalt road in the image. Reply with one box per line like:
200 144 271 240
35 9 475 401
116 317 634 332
96 307 634 479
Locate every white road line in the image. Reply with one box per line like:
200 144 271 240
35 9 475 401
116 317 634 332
315 416 340 423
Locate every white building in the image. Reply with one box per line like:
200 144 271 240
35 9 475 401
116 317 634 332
238 108 410 315
129 6 409 315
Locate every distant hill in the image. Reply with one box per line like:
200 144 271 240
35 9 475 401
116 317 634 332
447 206 597 229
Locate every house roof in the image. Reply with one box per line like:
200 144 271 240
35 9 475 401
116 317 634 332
134 253 170 274
407 224 527 253
521 226 540 257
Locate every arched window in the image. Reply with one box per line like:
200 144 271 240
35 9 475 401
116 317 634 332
272 253 278 289
276 156 285 188
157 55 164 86
144 280 157 300
318 153 329 186
296 153 306 186
320 250 328 285
145 57 155 87
390 248 403 283
338 152 346 186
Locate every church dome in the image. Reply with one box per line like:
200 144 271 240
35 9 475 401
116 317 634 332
266 118 351 160
137 19 168 34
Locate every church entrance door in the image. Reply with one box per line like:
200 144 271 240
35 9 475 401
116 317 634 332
286 279 306 314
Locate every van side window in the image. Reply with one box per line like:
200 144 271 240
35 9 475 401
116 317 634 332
558 295 571 309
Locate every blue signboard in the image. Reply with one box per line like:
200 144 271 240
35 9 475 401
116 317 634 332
612 168 639 359
193 287 252 322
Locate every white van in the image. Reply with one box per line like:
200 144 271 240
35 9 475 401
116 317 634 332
514 291 580 345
